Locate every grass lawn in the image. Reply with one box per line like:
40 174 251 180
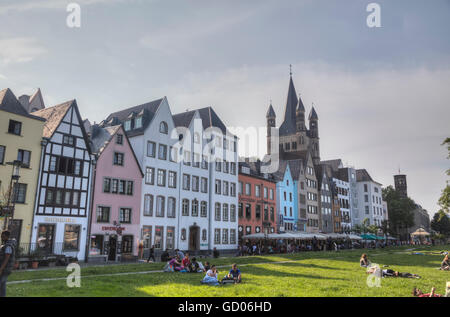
7 245 450 297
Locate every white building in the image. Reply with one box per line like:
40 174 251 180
102 99 238 253
31 100 95 261
356 169 385 227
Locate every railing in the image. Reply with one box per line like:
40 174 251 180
16 242 66 258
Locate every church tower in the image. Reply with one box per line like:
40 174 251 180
296 94 306 132
266 102 276 155
394 174 407 198
309 106 320 164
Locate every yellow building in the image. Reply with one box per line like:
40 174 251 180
0 88 46 246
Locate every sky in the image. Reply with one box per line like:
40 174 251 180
0 0 449 216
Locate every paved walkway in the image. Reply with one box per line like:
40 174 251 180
7 259 298 285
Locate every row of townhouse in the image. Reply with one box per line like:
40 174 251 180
0 88 238 262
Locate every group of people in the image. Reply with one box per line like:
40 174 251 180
360 253 421 279
201 263 242 286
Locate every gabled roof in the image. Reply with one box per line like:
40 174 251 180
279 76 298 136
102 97 165 137
172 110 196 128
287 159 303 181
320 159 343 172
90 125 143 176
0 88 45 121
32 100 73 138
196 106 228 135
356 169 381 185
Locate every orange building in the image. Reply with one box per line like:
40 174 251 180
238 161 277 243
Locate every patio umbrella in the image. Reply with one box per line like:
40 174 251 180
411 228 430 236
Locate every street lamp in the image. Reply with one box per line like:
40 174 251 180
2 160 23 230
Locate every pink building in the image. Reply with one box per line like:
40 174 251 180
88 125 143 262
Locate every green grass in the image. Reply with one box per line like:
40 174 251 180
7 245 450 297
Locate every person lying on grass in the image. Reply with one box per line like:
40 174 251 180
222 264 242 284
440 254 450 271
201 265 220 286
360 254 371 267
412 287 442 297
367 267 421 279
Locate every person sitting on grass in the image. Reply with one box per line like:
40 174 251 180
222 264 242 284
440 254 450 271
201 265 219 286
160 249 171 262
169 256 183 272
412 287 442 297
182 253 191 272
360 254 371 267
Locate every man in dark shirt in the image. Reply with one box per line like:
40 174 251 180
227 264 242 283
0 230 16 297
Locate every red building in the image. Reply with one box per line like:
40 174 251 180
238 160 277 243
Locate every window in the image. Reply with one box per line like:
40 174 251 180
49 156 57 172
96 206 110 223
119 180 126 194
63 135 75 146
214 229 220 244
119 208 132 223
201 178 208 193
230 205 236 222
193 153 200 168
124 120 131 131
223 181 229 196
156 196 165 217
239 182 243 195
135 117 143 129
166 227 175 249
90 235 104 255
255 205 261 219
143 226 152 248
159 122 168 134
215 203 221 221
230 183 236 197
201 155 208 169
181 228 186 241
147 141 156 157
8 120 22 135
201 201 207 217
230 163 236 175
183 174 190 190
230 229 236 244
270 207 275 221
169 146 177 162
245 183 251 195
121 235 133 254
154 226 163 249
158 144 167 160
116 134 123 145
0 146 6 164
167 197 176 218
72 191 79 206
182 199 189 216
157 169 166 186
168 171 177 188
269 188 274 200
255 185 261 197
215 180 221 194
63 225 80 251
13 183 27 203
113 152 124 166
264 205 269 220
144 194 153 216
192 176 199 192
126 181 133 195
112 179 118 193
215 160 222 172
364 184 368 192
45 189 54 204
17 149 31 167
238 203 243 218
222 229 228 244
145 167 154 185
192 200 199 217
202 229 207 241
223 204 229 221
183 150 191 166
245 203 251 219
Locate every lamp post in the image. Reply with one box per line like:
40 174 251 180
3 160 23 230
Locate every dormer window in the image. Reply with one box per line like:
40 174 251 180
135 117 143 129
159 122 168 134
194 133 200 144
124 120 131 131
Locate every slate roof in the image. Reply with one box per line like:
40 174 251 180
287 159 303 181
309 106 318 120
279 76 298 136
296 94 305 112
356 169 382 185
0 88 45 121
196 107 228 135
266 104 276 118
90 125 121 155
102 98 165 137
32 100 73 138
172 110 196 128
320 159 343 172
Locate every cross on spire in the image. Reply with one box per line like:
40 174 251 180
290 64 292 76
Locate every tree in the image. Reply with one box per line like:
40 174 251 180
380 220 389 242
438 138 450 214
431 210 450 237
382 185 416 240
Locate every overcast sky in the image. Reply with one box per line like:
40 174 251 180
0 0 449 216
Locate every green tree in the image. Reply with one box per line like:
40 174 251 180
438 138 450 214
382 185 416 240
380 220 389 242
431 210 450 237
